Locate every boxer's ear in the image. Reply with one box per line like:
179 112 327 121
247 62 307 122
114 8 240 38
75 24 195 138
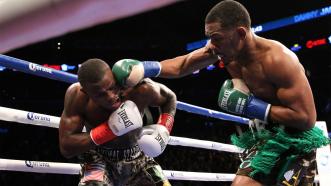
236 27 247 40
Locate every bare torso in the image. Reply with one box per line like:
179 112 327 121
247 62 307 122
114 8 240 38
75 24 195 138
227 36 316 127
241 56 278 103
230 36 316 186
78 81 150 149
229 36 302 104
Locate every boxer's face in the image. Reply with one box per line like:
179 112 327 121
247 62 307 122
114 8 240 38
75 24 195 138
205 22 245 63
84 69 122 110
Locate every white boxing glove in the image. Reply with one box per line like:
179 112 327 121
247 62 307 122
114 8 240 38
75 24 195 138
90 100 143 145
137 113 174 157
108 100 143 136
137 124 170 158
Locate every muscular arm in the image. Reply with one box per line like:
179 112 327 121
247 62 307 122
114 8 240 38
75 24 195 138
134 79 177 116
267 50 316 131
59 84 95 158
159 45 218 78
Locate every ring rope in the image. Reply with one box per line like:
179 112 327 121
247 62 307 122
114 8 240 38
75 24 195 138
0 158 235 181
0 106 243 153
0 54 250 125
0 158 320 183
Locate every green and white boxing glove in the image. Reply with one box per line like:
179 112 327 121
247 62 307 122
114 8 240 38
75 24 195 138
218 79 271 122
112 59 161 87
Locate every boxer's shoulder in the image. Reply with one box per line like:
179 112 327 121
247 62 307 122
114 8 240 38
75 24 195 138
65 83 89 112
66 83 83 97
126 78 156 96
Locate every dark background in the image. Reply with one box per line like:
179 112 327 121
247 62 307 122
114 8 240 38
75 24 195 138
0 0 331 185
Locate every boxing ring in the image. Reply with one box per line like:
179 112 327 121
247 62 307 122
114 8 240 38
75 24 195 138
0 54 330 185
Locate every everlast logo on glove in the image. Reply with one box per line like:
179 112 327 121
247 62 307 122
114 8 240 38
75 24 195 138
118 109 134 128
236 98 246 113
155 133 166 151
220 90 231 110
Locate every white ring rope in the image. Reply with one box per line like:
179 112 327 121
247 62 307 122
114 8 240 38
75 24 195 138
1 106 328 183
0 158 235 182
0 158 321 183
0 159 80 175
0 106 60 129
169 136 242 153
0 106 243 153
0 106 240 182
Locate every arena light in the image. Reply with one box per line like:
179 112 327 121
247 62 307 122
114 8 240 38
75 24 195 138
0 66 6 71
306 38 327 49
66 65 76 71
43 64 61 70
187 5 331 51
61 64 68 71
290 44 302 52
252 5 331 34
192 70 200 74
218 61 225 69
328 35 331 44
206 64 215 71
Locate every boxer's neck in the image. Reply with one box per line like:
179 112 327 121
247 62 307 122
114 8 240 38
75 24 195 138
237 32 264 63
